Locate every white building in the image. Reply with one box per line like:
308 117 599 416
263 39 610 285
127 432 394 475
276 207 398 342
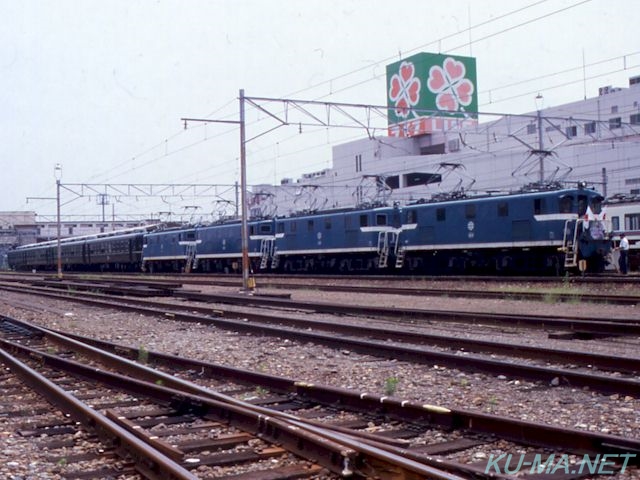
250 75 640 218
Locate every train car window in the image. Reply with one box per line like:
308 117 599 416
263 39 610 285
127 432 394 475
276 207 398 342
185 232 196 240
465 204 476 219
324 218 331 230
534 198 544 215
360 215 368 227
436 208 445 221
405 209 417 224
376 214 387 226
559 195 573 213
577 195 588 216
277 223 284 234
611 216 620 231
260 224 271 233
307 220 314 232
497 202 508 217
626 213 640 230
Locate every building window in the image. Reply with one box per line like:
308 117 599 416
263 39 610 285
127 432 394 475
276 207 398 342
355 154 362 173
609 117 622 129
566 125 577 138
611 105 618 114
630 113 640 125
448 139 460 152
584 121 596 135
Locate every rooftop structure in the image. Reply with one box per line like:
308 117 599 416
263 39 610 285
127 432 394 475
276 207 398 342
249 75 640 218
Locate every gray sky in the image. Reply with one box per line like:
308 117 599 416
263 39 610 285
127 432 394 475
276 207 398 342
2 0 639 220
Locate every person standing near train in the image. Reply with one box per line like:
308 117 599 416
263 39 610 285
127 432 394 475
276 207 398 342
619 233 630 274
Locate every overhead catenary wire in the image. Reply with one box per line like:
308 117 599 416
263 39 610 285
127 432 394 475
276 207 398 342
35 0 639 219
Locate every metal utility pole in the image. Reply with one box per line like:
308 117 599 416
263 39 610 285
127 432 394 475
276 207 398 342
54 164 62 279
181 88 253 292
535 94 545 183
239 89 252 292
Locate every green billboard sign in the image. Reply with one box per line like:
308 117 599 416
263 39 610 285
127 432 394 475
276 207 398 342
386 52 478 137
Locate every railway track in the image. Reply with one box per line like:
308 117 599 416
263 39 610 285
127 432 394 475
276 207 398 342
2 277 638 336
2 316 638 479
1 271 639 305
0 282 638 396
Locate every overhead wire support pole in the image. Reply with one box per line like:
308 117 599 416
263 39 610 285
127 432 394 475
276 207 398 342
180 88 253 293
54 164 62 279
239 89 252 293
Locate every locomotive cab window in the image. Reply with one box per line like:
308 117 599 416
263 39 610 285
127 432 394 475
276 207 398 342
559 195 573 213
376 214 387 226
307 220 314 232
360 215 368 227
277 223 284 234
590 196 604 214
577 195 588 216
260 224 271 234
405 209 417 224
497 202 508 217
324 218 332 230
436 208 446 222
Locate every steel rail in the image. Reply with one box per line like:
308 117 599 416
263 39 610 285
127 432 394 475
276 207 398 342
1 286 639 395
2 281 638 337
0 347 197 480
6 317 640 469
8 272 640 305
159 276 640 305
1 334 471 480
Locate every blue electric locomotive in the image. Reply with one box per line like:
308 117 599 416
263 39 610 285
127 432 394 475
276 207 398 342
263 184 610 275
7 184 612 275
141 219 275 273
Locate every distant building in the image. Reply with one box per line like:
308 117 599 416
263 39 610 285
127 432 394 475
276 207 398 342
249 75 640 218
0 212 38 269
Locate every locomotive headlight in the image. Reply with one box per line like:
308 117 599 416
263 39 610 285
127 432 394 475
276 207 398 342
578 181 587 189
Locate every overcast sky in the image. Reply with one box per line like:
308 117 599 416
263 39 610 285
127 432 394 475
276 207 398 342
2 0 639 221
